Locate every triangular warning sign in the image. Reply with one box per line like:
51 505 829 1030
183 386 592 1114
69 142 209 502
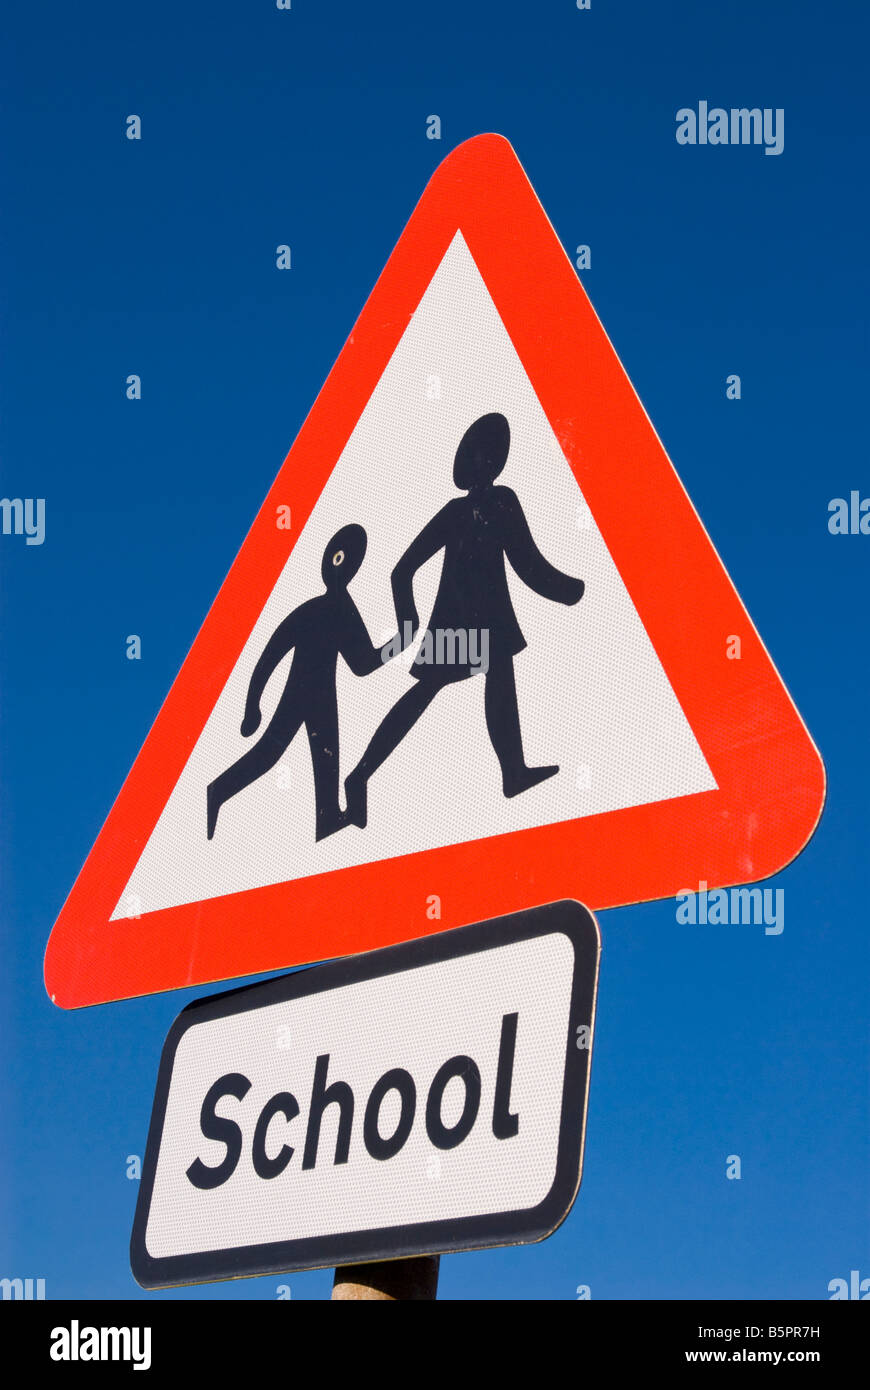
45 135 824 1008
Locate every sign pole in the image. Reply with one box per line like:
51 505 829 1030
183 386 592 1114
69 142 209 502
332 1257 440 1301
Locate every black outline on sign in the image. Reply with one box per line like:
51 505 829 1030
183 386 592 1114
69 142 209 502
130 900 600 1289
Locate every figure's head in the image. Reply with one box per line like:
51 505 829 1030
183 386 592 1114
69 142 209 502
322 523 367 589
453 413 510 490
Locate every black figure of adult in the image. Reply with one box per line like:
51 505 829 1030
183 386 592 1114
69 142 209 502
343 413 585 830
207 525 398 843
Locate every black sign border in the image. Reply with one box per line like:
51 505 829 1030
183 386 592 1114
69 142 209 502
131 899 600 1288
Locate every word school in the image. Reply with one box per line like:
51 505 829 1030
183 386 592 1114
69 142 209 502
186 1012 520 1189
676 102 784 155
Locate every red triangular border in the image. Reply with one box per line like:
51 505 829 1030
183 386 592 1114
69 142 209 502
45 134 825 1008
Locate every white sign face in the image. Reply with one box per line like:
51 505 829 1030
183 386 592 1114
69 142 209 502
131 902 600 1286
114 231 714 921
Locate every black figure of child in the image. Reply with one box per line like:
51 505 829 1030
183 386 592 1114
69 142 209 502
207 524 398 843
343 412 585 831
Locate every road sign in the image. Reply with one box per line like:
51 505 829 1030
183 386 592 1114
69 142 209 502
45 133 824 1009
130 901 600 1287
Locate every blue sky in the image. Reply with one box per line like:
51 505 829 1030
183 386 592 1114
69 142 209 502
1 0 867 1299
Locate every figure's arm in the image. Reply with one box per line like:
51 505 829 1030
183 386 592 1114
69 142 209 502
340 604 400 677
241 613 297 736
501 488 585 605
390 507 450 634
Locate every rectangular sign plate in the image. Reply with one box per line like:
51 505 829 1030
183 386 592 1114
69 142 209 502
131 901 600 1287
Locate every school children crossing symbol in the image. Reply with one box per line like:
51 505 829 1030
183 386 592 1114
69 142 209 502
44 133 825 1009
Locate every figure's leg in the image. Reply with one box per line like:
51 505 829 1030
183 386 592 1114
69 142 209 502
484 652 559 798
306 692 343 842
344 679 444 829
207 692 303 839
